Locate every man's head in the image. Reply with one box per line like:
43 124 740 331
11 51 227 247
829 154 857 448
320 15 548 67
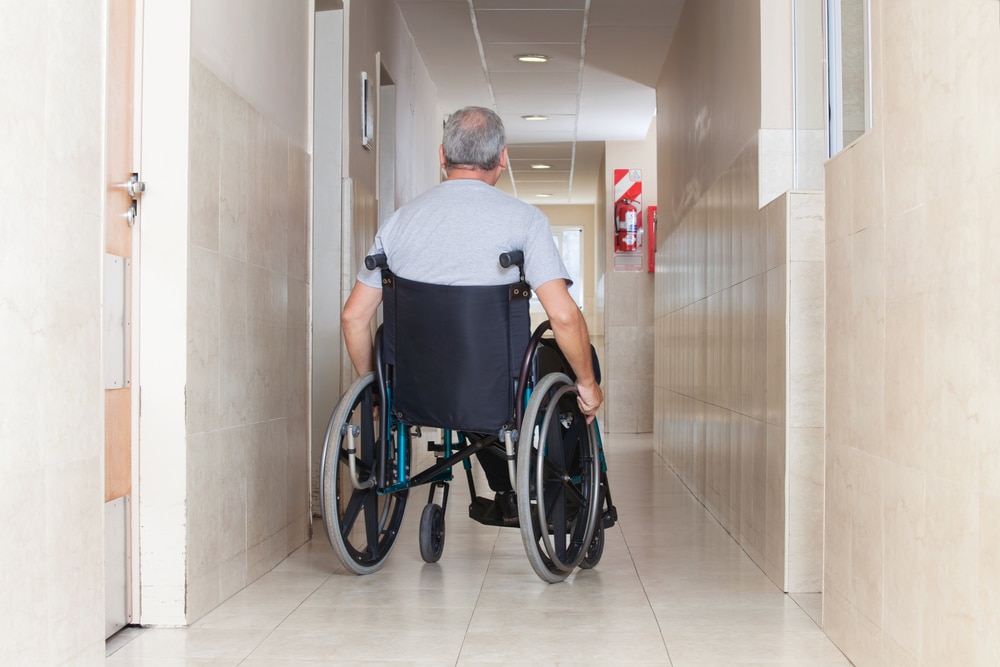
441 107 506 172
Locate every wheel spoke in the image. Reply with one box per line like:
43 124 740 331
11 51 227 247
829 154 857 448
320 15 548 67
339 487 368 537
544 401 565 469
363 491 381 554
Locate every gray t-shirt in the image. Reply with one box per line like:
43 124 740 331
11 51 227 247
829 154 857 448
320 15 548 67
357 179 570 289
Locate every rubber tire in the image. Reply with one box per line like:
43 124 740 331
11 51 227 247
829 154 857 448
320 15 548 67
419 503 446 563
320 372 408 574
579 523 605 569
517 372 602 583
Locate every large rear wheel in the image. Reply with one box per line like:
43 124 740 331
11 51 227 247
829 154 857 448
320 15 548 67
320 373 408 574
517 372 601 583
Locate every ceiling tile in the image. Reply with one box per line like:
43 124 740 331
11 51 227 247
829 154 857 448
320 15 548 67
588 0 682 26
474 10 584 44
507 143 575 160
489 71 579 95
474 0 585 9
483 42 582 72
495 93 578 115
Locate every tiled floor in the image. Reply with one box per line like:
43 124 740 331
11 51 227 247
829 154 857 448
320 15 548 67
106 434 851 666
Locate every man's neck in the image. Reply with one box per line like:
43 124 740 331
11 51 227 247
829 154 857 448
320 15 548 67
445 166 501 185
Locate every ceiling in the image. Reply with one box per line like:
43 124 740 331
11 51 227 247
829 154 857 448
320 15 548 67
393 0 684 204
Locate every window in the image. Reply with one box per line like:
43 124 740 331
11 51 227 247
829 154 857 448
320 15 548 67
827 0 871 154
532 226 584 311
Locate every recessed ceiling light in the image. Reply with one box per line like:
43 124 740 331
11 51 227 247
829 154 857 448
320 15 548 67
535 193 553 198
531 164 551 170
516 54 549 63
521 114 549 121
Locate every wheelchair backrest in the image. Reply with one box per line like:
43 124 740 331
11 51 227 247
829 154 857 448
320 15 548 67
381 271 531 434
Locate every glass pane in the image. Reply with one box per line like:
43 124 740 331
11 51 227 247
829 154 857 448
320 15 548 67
531 227 583 311
840 0 867 147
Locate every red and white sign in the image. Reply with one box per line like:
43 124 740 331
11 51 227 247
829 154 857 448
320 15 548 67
613 169 642 256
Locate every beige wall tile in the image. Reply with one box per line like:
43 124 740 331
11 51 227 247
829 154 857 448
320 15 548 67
978 493 1000 665
187 245 221 435
849 225 886 458
788 260 825 429
219 94 250 262
185 65 310 622
920 476 978 665
655 138 825 594
765 264 787 427
881 464 926 664
786 427 823 593
766 194 788 272
0 4 105 661
189 60 222 252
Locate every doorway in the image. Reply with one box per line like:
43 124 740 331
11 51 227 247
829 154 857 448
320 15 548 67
104 0 142 638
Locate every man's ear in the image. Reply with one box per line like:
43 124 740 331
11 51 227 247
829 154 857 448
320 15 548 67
499 147 508 170
439 144 447 169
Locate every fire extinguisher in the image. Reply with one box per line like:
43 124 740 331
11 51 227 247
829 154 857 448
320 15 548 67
615 197 639 252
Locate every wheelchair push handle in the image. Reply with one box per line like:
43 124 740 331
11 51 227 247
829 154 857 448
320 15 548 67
499 250 524 269
365 253 388 271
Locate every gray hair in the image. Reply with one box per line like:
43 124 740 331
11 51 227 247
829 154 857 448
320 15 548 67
442 107 506 170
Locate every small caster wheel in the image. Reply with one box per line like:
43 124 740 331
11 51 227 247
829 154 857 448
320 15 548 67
419 503 445 563
579 524 604 569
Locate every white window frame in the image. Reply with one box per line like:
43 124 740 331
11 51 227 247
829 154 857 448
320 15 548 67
826 0 872 155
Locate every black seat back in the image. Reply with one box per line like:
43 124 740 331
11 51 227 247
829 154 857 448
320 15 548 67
381 273 530 433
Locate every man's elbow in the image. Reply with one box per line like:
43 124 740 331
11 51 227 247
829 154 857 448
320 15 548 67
341 306 369 339
547 304 585 333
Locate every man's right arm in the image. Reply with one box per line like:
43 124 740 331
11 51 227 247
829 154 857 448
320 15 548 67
533 279 603 421
341 281 383 375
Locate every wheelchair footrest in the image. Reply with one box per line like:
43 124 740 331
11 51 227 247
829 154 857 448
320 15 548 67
468 495 517 528
602 505 618 529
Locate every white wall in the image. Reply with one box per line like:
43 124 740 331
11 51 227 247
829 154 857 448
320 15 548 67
312 8 345 514
192 0 311 150
0 2 107 663
140 0 313 624
337 0 443 395
603 124 657 434
138 0 192 625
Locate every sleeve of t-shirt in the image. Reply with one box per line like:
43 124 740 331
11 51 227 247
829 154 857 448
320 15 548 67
355 238 383 288
522 209 572 289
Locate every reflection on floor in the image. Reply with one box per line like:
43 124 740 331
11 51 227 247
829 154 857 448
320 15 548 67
107 433 850 666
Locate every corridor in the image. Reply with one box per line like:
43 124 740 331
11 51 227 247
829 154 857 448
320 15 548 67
105 434 850 666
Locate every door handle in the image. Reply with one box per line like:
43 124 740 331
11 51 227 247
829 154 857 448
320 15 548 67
126 173 146 199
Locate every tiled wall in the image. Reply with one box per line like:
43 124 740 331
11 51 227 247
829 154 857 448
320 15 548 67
0 3 106 663
654 136 825 592
603 134 657 434
184 59 311 622
823 2 1000 664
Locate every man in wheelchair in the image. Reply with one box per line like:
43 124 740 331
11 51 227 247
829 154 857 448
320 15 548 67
328 107 613 582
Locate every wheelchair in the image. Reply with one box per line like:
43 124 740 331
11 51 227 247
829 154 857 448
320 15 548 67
320 251 617 583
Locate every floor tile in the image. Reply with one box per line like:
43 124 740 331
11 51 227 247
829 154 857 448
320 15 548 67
106 434 851 666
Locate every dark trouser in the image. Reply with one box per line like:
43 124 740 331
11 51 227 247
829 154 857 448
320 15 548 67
475 448 513 493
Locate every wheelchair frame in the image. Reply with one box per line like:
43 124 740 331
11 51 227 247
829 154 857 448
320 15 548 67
320 253 617 583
